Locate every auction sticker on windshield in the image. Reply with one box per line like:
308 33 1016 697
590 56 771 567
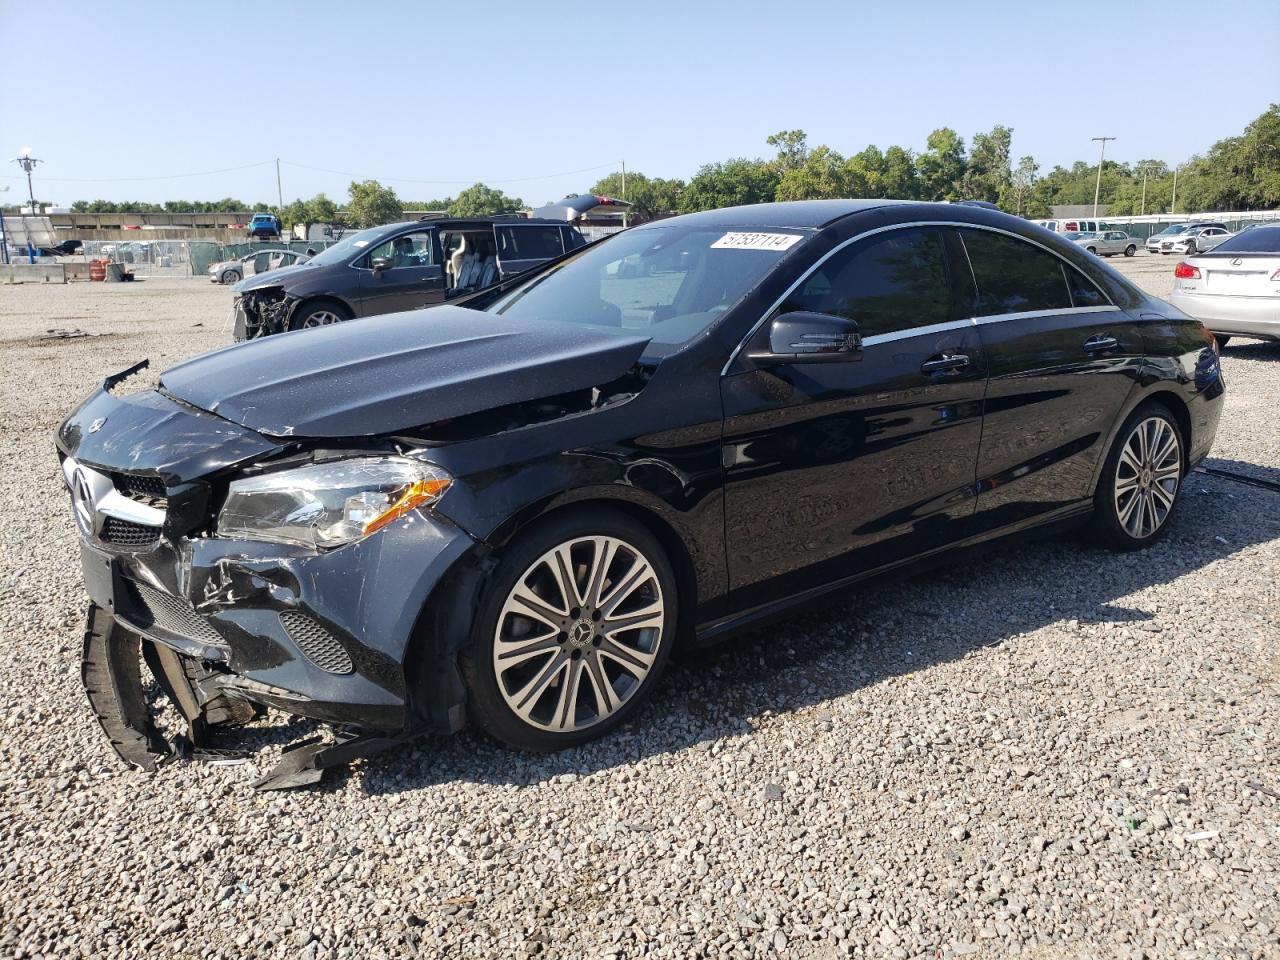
711 232 803 251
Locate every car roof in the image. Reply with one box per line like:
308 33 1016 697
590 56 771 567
638 199 910 230
377 217 569 231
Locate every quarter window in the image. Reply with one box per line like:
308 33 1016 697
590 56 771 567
779 226 954 338
960 229 1073 315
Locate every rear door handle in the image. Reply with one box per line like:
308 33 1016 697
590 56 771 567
920 353 970 374
1083 335 1119 353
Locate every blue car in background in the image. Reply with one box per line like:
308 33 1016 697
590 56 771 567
248 212 281 239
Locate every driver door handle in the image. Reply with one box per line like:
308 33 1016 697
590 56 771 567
920 353 970 374
1083 335 1119 353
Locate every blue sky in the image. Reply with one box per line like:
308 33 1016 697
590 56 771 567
2 0 1277 208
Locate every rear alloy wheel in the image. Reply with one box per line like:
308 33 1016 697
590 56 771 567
222 269 241 284
462 511 676 750
1124 245 1136 257
1091 403 1183 550
289 300 350 331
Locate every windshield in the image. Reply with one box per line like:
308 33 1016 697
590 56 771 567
1070 232 1097 240
489 225 809 348
303 226 389 267
1210 226 1280 254
1155 225 1191 236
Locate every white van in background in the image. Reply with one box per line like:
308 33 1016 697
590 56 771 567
1032 218 1110 234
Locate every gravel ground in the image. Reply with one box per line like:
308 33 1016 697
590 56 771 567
1 268 1277 960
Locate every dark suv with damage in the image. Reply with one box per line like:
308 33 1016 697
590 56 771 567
232 216 586 339
58 200 1223 788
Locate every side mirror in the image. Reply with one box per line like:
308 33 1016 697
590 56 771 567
748 311 863 365
371 256 393 275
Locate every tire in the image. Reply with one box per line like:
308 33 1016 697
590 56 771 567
459 508 677 751
288 299 351 331
1184 241 1197 255
1214 334 1232 350
1087 246 1097 254
222 269 241 285
1089 402 1185 551
1124 245 1136 257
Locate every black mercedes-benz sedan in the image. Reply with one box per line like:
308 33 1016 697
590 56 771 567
56 200 1224 785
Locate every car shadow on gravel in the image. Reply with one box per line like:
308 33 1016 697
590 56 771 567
1220 340 1280 360
350 474 1280 796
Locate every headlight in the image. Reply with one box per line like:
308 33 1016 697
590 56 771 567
217 456 451 548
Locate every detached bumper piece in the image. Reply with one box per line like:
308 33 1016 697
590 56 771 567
81 603 415 789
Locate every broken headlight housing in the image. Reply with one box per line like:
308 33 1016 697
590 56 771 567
217 456 451 548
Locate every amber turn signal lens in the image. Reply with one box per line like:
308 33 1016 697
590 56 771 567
361 478 452 536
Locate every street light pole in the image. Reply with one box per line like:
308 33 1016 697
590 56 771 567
1139 163 1149 217
1171 166 1178 215
1091 137 1115 219
0 186 9 265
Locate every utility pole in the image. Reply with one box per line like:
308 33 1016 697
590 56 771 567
1171 166 1178 215
1138 163 1149 216
276 158 284 209
620 159 628 229
0 185 9 265
12 149 41 263
1091 137 1115 219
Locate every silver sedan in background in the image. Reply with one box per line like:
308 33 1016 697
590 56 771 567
1169 225 1280 347
209 248 311 284
1069 230 1138 258
1160 224 1233 256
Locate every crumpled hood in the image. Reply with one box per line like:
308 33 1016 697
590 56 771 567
232 263 311 292
160 306 651 438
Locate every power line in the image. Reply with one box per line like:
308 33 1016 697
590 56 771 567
0 160 276 183
278 158 623 186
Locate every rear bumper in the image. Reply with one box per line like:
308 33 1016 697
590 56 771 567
1169 290 1280 340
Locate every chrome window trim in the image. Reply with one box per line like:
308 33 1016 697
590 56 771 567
860 317 976 347
723 219 1118 375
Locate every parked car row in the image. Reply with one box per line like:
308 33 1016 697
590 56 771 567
56 199 1226 785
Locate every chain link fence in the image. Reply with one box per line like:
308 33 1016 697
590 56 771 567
76 238 339 277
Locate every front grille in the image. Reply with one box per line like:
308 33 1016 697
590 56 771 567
113 473 168 509
280 612 354 675
101 516 162 546
127 580 224 645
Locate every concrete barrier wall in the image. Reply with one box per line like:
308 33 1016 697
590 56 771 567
2 263 66 284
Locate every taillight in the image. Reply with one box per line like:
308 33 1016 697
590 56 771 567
1174 262 1201 280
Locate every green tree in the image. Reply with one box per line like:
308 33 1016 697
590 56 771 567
961 124 1012 203
880 146 919 199
775 146 849 200
447 182 524 217
589 171 685 221
917 128 966 201
344 180 404 226
1005 155 1039 216
678 158 780 213
766 129 810 173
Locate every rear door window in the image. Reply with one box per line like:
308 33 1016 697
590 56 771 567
779 226 956 338
496 226 565 261
959 229 1074 316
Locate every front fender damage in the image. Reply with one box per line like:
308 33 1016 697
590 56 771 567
234 287 297 340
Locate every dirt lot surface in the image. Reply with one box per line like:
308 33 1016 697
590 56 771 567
1 262 1277 959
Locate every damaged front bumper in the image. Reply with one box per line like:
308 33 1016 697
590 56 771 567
232 288 293 340
59 379 480 787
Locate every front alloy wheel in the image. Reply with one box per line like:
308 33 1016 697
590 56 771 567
1091 403 1183 550
462 512 676 749
494 536 664 732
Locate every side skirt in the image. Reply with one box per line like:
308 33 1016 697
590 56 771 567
694 501 1094 644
